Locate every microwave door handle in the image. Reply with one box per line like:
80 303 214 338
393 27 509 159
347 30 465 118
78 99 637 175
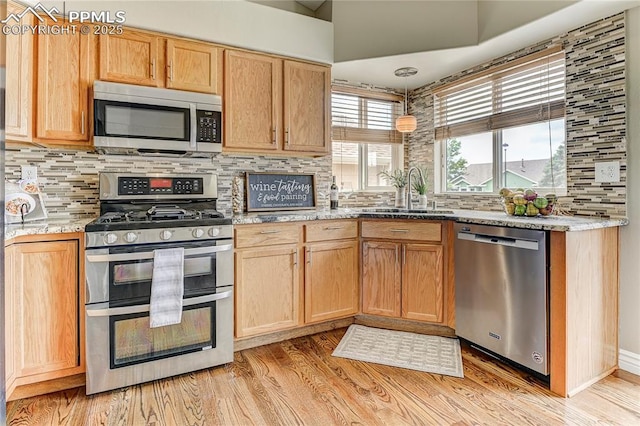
190 104 197 149
86 244 233 263
86 291 233 317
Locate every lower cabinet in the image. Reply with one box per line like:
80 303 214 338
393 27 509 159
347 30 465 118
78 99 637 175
361 220 446 324
235 245 302 337
234 220 359 338
305 240 359 323
4 233 84 399
402 243 444 323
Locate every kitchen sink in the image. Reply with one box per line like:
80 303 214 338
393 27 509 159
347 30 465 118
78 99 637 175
361 208 454 214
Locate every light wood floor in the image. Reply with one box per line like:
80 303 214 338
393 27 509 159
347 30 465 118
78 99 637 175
7 328 640 425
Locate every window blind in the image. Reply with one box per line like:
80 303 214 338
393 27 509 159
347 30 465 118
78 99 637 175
331 88 403 144
434 50 565 140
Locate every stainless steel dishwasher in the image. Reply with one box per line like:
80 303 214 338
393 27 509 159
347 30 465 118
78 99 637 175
454 223 549 376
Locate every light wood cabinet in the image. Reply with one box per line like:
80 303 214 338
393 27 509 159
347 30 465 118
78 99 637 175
283 61 330 154
361 220 446 324
5 1 34 141
235 220 358 336
36 17 93 146
234 223 303 338
362 241 401 317
4 245 17 398
99 30 164 87
166 39 223 94
402 243 444 322
235 246 302 338
224 50 282 152
4 4 93 148
99 31 223 94
4 233 85 400
304 228 359 324
224 49 330 156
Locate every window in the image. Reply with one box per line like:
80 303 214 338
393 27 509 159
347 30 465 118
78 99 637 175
434 49 566 194
331 88 404 191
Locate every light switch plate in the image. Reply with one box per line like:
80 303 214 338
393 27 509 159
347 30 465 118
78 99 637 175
594 161 620 183
21 165 37 181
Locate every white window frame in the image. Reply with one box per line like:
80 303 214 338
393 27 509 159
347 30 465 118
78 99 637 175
331 87 405 192
433 48 566 195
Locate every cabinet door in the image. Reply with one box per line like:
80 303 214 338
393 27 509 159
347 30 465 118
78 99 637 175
166 39 222 94
305 241 359 323
99 30 163 87
362 241 401 317
5 2 34 140
12 240 79 378
224 50 282 151
402 243 444 323
36 18 92 143
4 245 17 396
283 61 330 154
235 246 301 337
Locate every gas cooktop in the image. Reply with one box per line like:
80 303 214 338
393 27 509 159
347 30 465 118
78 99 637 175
85 209 231 233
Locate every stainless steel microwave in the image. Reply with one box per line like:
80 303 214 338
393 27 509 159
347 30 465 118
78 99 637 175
93 81 222 157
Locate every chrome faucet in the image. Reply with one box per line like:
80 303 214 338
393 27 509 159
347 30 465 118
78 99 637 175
406 166 425 210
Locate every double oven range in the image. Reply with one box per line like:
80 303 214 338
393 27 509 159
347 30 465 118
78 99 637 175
84 173 233 395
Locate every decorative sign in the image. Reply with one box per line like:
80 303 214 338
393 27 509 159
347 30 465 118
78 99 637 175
245 172 316 212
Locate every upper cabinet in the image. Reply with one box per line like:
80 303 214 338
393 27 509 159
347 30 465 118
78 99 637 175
224 49 330 156
283 61 330 154
5 5 93 148
36 17 93 145
224 50 282 152
5 2 34 142
165 39 223 94
98 30 223 95
4 4 328 154
99 30 164 87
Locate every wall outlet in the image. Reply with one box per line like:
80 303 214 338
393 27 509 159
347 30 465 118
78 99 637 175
594 161 620 183
21 165 37 181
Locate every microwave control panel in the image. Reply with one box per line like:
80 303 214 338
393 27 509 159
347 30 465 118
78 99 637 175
118 177 204 195
196 110 221 143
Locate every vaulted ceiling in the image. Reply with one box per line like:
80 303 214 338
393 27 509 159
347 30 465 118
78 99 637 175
258 0 640 89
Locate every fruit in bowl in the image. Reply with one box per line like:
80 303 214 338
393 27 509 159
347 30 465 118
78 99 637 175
500 187 556 217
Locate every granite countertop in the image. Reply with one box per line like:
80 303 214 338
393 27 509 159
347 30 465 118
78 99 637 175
232 208 628 231
4 217 95 241
3 208 627 241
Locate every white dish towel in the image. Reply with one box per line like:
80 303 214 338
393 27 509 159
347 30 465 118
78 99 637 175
149 247 185 328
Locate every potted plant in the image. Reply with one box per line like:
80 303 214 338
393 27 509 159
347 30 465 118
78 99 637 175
411 168 428 209
378 169 408 208
412 179 428 209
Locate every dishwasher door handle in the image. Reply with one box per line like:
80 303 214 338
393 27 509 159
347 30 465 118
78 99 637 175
457 232 539 251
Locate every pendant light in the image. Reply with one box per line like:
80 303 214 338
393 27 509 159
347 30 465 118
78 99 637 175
394 67 418 133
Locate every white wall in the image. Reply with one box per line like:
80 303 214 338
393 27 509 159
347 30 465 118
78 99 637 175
477 0 577 42
619 5 640 375
332 0 478 62
40 0 333 64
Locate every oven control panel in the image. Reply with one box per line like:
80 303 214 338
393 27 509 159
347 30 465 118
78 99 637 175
118 177 204 195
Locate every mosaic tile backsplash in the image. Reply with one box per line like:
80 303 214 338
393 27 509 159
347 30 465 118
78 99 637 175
4 149 332 219
4 13 627 219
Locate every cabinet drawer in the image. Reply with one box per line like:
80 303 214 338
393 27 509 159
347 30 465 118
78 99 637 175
361 220 442 242
305 220 358 242
235 223 301 248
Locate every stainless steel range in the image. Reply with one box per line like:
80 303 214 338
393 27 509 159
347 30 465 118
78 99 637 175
84 172 233 395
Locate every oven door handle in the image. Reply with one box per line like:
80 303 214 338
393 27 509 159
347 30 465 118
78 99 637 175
85 290 232 317
86 244 233 263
